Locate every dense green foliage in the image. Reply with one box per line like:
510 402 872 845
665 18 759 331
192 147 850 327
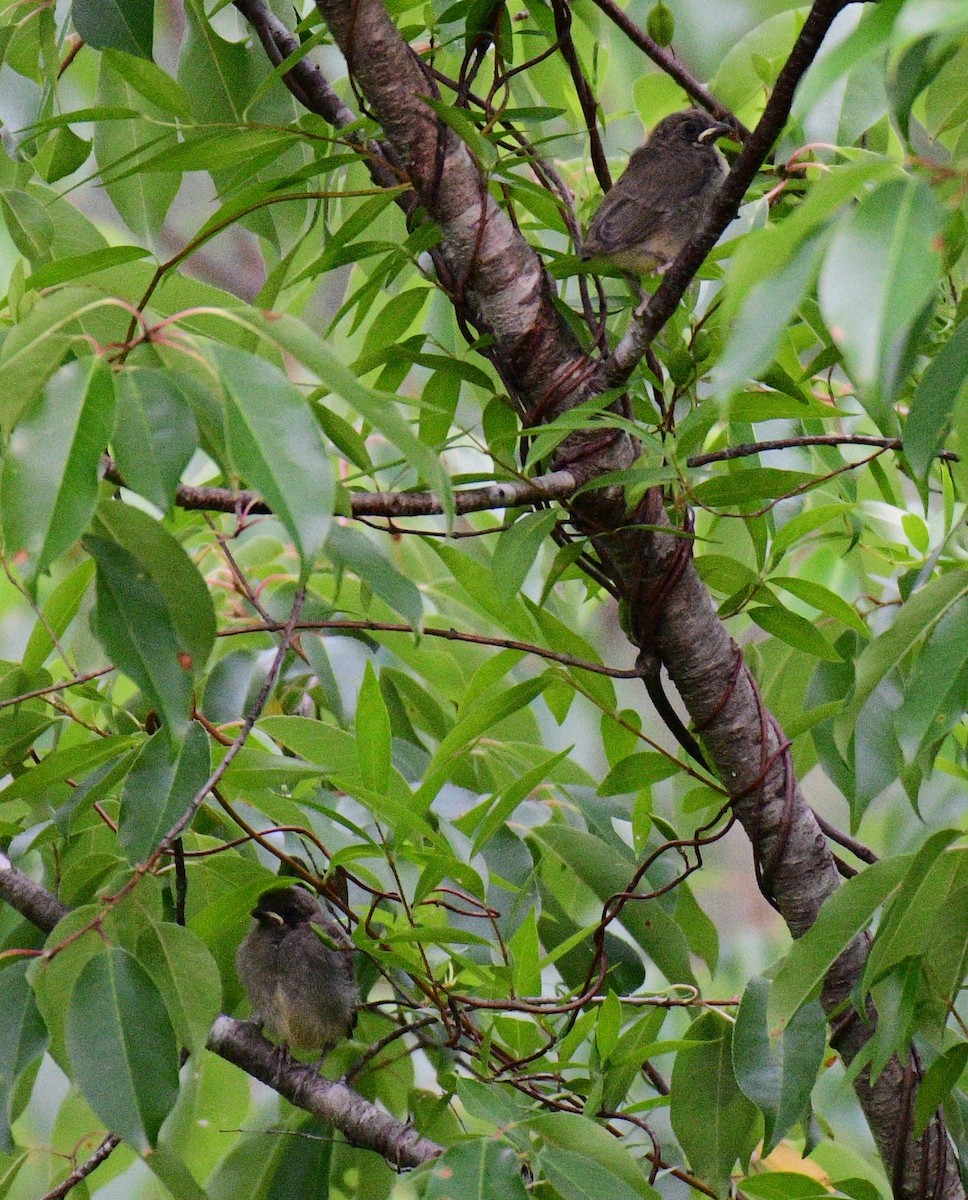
0 0 966 1197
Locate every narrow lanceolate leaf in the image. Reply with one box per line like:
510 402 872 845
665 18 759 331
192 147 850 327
72 0 154 58
0 965 48 1152
818 178 943 420
529 1112 659 1199
119 722 212 863
92 502 216 676
328 526 424 628
215 345 333 571
424 1140 529 1200
768 854 912 1029
0 188 54 262
834 571 968 757
66 947 180 1151
229 309 454 521
0 287 116 433
905 317 968 478
913 1043 968 1137
356 662 392 795
1 359 115 584
532 823 696 989
670 1012 759 1197
860 830 964 992
22 559 96 672
713 231 826 397
136 921 222 1057
113 369 198 513
734 976 826 1154
413 676 551 812
86 536 193 738
95 62 179 237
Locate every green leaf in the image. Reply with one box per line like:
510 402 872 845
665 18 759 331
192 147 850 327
598 752 680 796
714 233 826 397
66 947 179 1150
95 59 178 236
834 571 968 756
0 735 137 803
596 990 623 1061
215 344 333 571
423 99 497 169
0 188 54 262
101 48 192 118
113 369 199 513
413 676 551 812
356 662 392 795
895 599 968 768
85 532 194 737
530 1112 659 1199
328 525 423 628
464 746 572 855
734 976 826 1154
905 316 968 478
136 921 222 1057
818 179 943 417
493 511 559 607
770 577 869 638
424 1139 529 1200
692 469 818 508
0 287 113 433
32 126 92 184
25 246 149 294
539 1146 653 1200
769 854 912 1029
93 501 217 675
862 832 964 992
914 1043 968 1137
119 722 212 863
1 358 115 583
749 605 841 661
670 1012 759 1196
532 823 696 988
0 964 48 1153
647 2 675 46
72 0 154 58
221 309 453 521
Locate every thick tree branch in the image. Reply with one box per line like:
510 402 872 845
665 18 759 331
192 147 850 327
102 456 582 520
0 852 442 1171
207 1018 442 1167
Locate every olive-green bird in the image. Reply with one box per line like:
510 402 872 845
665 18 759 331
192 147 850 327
236 885 358 1057
580 108 734 274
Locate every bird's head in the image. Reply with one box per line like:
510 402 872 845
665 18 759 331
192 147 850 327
648 108 734 150
251 885 320 929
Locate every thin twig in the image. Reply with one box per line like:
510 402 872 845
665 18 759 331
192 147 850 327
41 1134 122 1200
687 435 958 468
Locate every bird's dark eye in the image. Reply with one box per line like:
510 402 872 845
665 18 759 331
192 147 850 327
687 120 708 142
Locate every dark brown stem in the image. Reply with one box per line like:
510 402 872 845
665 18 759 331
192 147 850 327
604 0 859 386
584 0 749 138
41 1134 122 1200
688 435 959 467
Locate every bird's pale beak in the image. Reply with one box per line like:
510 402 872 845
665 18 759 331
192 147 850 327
698 121 734 144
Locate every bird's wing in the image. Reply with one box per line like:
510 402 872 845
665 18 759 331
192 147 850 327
585 151 713 254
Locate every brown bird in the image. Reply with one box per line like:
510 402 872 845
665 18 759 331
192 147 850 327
236 885 358 1056
580 108 734 275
